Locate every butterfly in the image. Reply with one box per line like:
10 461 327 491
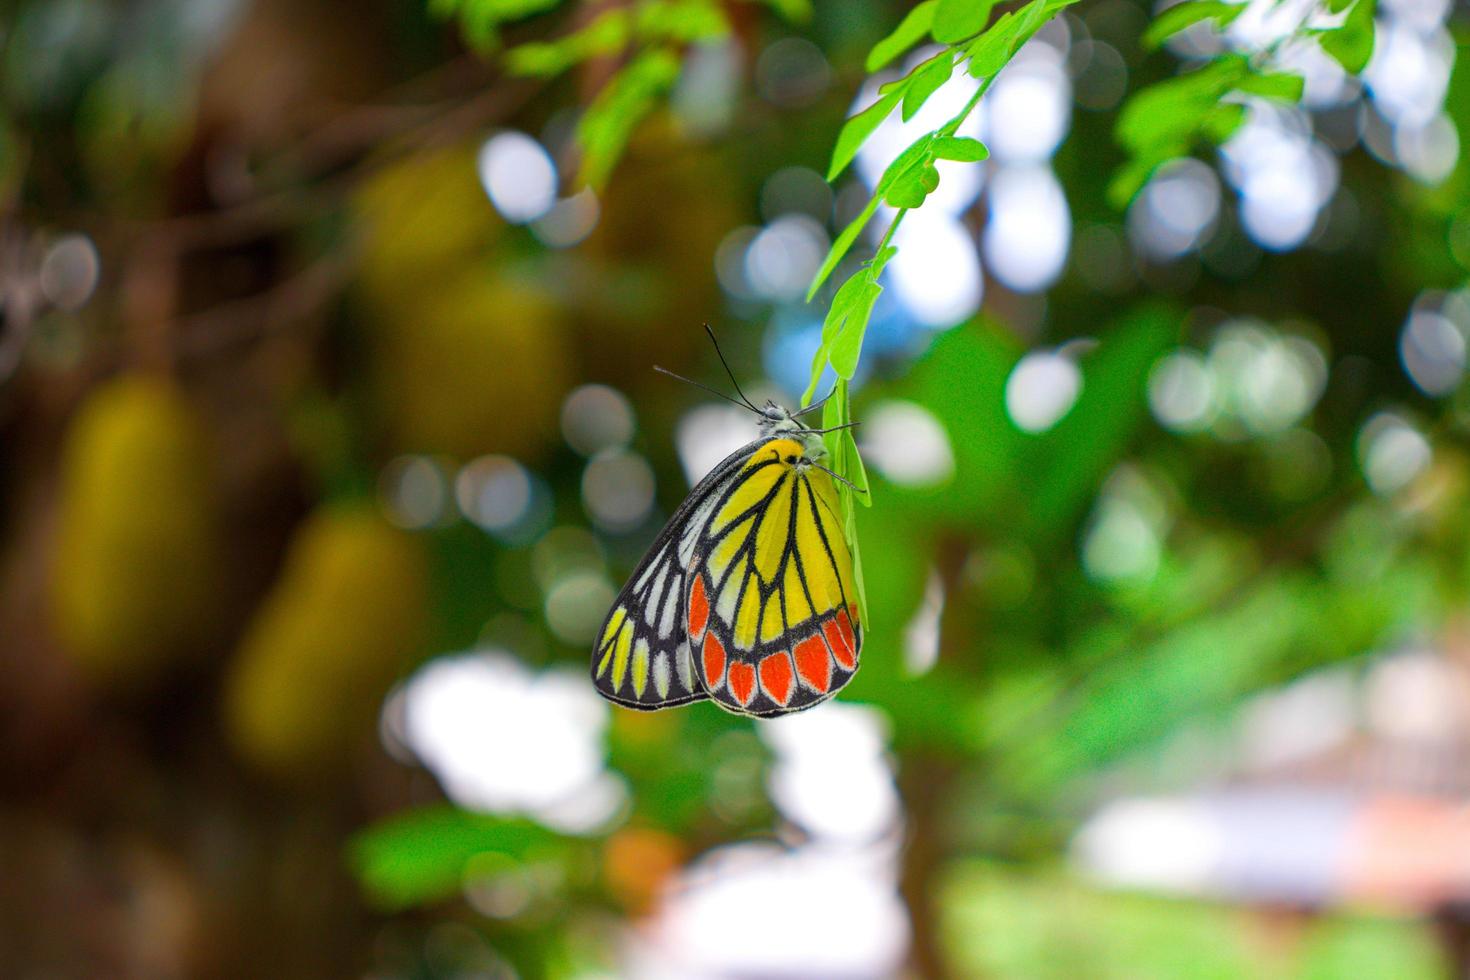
591 331 863 717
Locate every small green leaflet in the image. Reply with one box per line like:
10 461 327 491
1107 55 1312 207
822 382 871 634
933 135 989 161
827 87 904 182
1320 0 1375 73
803 246 896 404
438 0 562 51
505 9 629 76
886 163 941 209
827 49 960 182
932 0 999 43
831 246 894 379
751 0 813 22
806 196 880 302
635 0 730 41
807 131 990 299
1141 1 1247 49
1235 70 1305 102
903 51 956 121
866 0 938 72
965 0 1080 80
1114 56 1247 155
577 49 681 188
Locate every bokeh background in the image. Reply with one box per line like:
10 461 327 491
4 0 1470 976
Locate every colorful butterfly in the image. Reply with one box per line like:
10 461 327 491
591 333 862 717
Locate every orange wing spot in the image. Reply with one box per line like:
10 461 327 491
688 574 710 640
759 652 794 706
701 632 726 690
794 634 831 694
728 662 756 706
824 617 856 671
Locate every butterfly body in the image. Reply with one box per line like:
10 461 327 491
592 402 862 717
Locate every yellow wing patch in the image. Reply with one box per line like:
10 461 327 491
685 441 863 717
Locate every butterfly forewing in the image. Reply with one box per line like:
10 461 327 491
590 440 763 710
684 437 863 717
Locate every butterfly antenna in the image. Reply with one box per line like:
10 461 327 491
793 387 836 418
652 365 761 415
703 323 761 413
797 421 862 436
813 462 869 496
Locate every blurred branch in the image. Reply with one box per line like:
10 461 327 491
131 73 543 254
173 252 351 361
103 71 543 370
0 223 42 386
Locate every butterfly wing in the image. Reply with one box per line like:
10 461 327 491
685 437 862 717
591 440 763 710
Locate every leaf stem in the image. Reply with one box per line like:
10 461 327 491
875 207 906 255
938 70 997 137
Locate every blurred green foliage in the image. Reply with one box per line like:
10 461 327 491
941 862 1444 979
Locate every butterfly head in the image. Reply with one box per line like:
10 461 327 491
758 401 827 462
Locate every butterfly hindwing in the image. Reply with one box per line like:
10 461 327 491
685 437 863 717
591 440 763 710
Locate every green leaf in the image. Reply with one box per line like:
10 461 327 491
348 805 558 910
452 0 561 48
1200 100 1247 143
751 0 813 22
829 280 882 379
1320 0 1375 73
636 0 730 41
460 2 505 53
804 273 866 402
885 163 941 208
902 51 956 121
841 427 872 507
504 10 630 76
1236 70 1305 102
576 49 681 188
965 0 1081 79
964 10 1019 78
824 272 881 373
1114 55 1247 154
867 0 938 72
806 194 880 302
876 133 937 194
827 86 904 181
1107 90 1244 209
1106 144 1183 209
805 247 891 403
1142 1 1246 49
480 0 560 16
932 135 989 161
933 0 999 43
822 384 870 623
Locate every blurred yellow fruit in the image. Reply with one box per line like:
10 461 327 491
369 269 570 461
352 146 570 461
352 144 502 306
51 375 221 685
224 505 427 778
575 145 736 377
